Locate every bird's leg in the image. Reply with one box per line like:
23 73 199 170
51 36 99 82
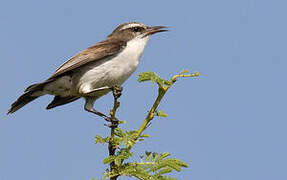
84 97 118 123
84 106 113 122
83 85 123 124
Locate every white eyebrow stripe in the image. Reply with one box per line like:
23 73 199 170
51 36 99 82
119 23 144 31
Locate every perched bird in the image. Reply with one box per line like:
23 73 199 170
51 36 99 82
8 22 167 121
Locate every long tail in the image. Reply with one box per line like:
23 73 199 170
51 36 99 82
8 82 47 114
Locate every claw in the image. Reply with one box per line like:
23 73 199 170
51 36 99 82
104 116 119 123
104 123 118 128
103 116 119 128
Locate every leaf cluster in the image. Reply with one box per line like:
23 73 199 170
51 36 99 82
95 128 187 180
95 128 149 148
103 151 188 180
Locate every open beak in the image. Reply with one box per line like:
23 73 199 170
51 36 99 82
144 26 168 37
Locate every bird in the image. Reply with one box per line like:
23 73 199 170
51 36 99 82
8 22 167 121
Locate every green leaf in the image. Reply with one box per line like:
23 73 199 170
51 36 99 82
103 156 116 164
164 159 184 172
154 153 163 162
161 152 171 159
115 157 122 166
118 120 127 124
173 159 188 168
157 110 168 117
180 69 189 75
145 151 152 161
151 152 158 161
114 128 124 137
117 148 133 160
95 135 110 144
138 72 156 82
167 162 181 172
158 167 173 175
138 72 171 87
140 134 150 138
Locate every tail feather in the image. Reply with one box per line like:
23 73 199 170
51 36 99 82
8 91 40 114
8 82 48 114
24 79 52 92
46 96 80 109
25 83 42 92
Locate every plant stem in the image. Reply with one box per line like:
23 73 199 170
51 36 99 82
134 72 200 144
136 87 166 138
108 85 122 180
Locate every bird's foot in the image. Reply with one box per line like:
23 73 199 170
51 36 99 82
103 116 119 123
110 85 123 99
103 116 119 128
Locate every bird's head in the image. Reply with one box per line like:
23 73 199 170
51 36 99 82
107 22 168 42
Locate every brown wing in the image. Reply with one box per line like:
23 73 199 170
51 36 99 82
48 39 126 80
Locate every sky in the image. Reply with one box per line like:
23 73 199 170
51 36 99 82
0 0 286 179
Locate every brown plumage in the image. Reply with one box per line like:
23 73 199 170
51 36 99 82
49 39 126 80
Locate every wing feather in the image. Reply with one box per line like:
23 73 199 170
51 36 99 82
48 39 126 80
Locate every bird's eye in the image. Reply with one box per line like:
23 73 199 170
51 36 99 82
132 27 142 32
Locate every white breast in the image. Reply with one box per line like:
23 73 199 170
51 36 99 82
77 36 150 94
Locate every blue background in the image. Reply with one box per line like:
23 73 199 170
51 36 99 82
1 0 286 179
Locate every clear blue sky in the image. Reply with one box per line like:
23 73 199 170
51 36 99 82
1 0 286 179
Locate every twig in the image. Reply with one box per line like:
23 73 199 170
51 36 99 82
108 85 122 180
133 71 200 147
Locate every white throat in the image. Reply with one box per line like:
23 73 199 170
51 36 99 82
124 36 150 60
